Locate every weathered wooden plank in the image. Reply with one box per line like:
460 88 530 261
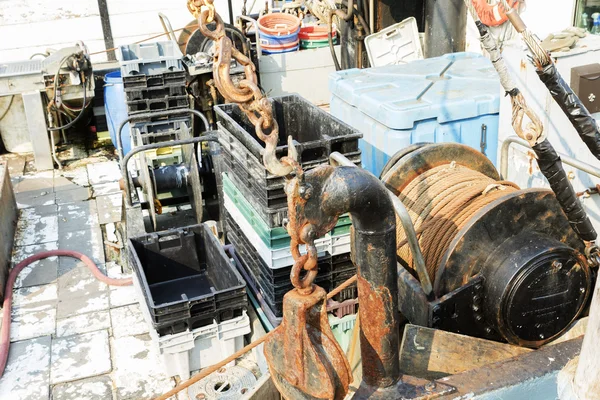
243 374 280 400
399 324 532 380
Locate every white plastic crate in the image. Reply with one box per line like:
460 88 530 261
148 312 251 380
224 195 351 269
118 41 184 77
364 17 423 67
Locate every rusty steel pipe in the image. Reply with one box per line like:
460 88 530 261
330 152 433 296
292 165 401 394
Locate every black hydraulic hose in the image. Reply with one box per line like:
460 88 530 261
532 139 597 242
536 63 600 161
48 82 87 131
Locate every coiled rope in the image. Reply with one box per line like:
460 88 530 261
397 163 520 281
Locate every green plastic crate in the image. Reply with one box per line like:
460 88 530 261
329 313 358 353
223 172 351 250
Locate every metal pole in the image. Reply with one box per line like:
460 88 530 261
424 0 467 57
500 136 600 179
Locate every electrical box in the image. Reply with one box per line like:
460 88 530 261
571 63 600 114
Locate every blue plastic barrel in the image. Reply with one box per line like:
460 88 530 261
104 71 131 155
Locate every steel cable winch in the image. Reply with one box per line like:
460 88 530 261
382 143 594 348
176 1 598 398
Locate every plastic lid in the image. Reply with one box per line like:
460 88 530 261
329 52 501 130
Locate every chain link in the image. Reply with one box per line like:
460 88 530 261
190 0 297 176
188 1 316 291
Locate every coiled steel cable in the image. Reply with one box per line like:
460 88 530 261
397 163 520 282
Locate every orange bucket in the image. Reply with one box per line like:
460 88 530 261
258 13 301 36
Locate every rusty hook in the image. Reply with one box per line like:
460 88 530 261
256 118 298 177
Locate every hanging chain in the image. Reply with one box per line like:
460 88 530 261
188 0 318 292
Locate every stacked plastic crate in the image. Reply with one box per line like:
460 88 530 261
128 224 250 380
118 41 191 148
214 94 362 333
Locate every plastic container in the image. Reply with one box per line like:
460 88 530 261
223 181 352 268
118 41 184 77
126 94 189 115
149 311 251 380
128 224 247 336
122 70 186 89
300 38 337 49
299 25 336 41
226 213 357 318
124 84 186 103
215 94 362 227
329 52 501 177
222 171 352 249
259 28 300 46
364 17 423 67
329 313 358 353
131 117 191 145
104 71 131 156
261 43 300 55
258 13 301 36
228 246 357 328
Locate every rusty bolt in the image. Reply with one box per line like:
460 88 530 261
218 367 226 373
568 171 576 180
526 133 533 140
425 382 436 392
552 260 563 270
196 394 206 400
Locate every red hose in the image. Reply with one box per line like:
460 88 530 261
0 250 133 377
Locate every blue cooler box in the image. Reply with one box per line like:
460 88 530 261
329 52 501 176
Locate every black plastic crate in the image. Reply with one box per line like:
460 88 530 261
215 94 362 169
131 117 191 144
126 95 189 115
225 215 357 317
125 84 187 103
215 94 362 228
128 224 247 335
123 70 186 89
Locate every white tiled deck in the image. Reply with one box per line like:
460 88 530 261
0 151 178 400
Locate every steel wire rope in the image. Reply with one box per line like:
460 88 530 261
396 163 520 281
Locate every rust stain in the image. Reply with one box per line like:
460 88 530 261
357 275 396 386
